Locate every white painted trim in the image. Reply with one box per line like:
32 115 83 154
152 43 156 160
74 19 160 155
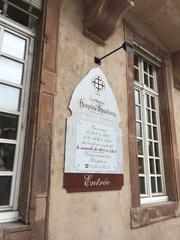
0 139 17 144
0 211 18 223
134 54 166 198
0 20 34 212
134 42 162 67
141 196 168 205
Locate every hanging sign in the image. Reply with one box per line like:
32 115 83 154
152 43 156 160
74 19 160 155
64 68 124 192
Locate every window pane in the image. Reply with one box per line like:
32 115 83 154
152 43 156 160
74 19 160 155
143 61 148 72
137 139 143 155
140 177 146 194
151 177 156 193
153 127 158 140
138 157 144 174
0 57 23 85
134 55 139 67
150 158 155 174
149 77 154 89
0 84 20 111
146 110 151 123
0 143 15 171
2 31 26 59
136 122 142 137
148 141 153 156
157 177 162 192
135 90 140 104
152 111 157 124
134 68 139 81
135 106 141 120
146 95 150 108
154 143 159 157
151 97 155 110
148 125 152 139
0 112 18 139
0 176 12 206
0 2 3 11
6 5 29 27
149 64 153 75
156 159 161 174
144 74 148 86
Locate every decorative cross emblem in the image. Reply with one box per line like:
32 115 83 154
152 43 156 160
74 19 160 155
92 76 105 92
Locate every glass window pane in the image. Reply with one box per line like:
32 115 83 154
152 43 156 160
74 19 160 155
136 122 142 137
2 31 26 59
148 125 152 139
7 5 29 27
0 2 3 11
134 55 139 67
148 141 153 156
153 127 158 140
140 177 146 194
135 106 141 120
151 177 156 193
157 177 162 193
154 143 159 157
149 64 153 75
143 61 148 72
134 68 139 81
0 143 15 171
0 57 23 85
150 158 155 174
137 139 143 155
152 111 157 124
147 110 151 123
149 77 154 89
151 97 156 110
0 84 21 111
135 90 140 105
146 95 150 108
144 74 148 86
138 157 144 174
156 159 161 174
0 112 18 139
0 176 12 206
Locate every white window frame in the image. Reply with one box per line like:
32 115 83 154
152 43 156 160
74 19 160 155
0 15 34 222
133 52 168 205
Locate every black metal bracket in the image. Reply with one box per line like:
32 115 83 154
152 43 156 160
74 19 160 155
94 41 133 65
94 57 102 65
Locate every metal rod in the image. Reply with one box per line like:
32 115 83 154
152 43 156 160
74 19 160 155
94 41 134 65
98 46 123 61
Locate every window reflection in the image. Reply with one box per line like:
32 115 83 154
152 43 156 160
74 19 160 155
0 57 23 85
0 176 12 206
0 84 21 111
0 112 18 139
2 31 26 60
0 143 15 171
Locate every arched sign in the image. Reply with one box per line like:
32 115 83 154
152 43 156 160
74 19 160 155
64 68 124 192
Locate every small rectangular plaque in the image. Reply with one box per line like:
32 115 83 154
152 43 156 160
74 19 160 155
64 173 124 192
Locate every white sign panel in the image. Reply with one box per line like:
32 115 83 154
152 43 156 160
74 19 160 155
65 68 123 174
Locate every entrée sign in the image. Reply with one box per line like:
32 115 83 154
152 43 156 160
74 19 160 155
64 68 124 192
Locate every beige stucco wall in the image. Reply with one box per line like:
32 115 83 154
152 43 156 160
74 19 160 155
49 0 180 239
173 88 180 162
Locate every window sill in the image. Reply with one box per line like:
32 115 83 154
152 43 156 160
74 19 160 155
140 195 168 204
131 201 180 228
0 211 18 224
0 221 29 230
0 221 31 240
